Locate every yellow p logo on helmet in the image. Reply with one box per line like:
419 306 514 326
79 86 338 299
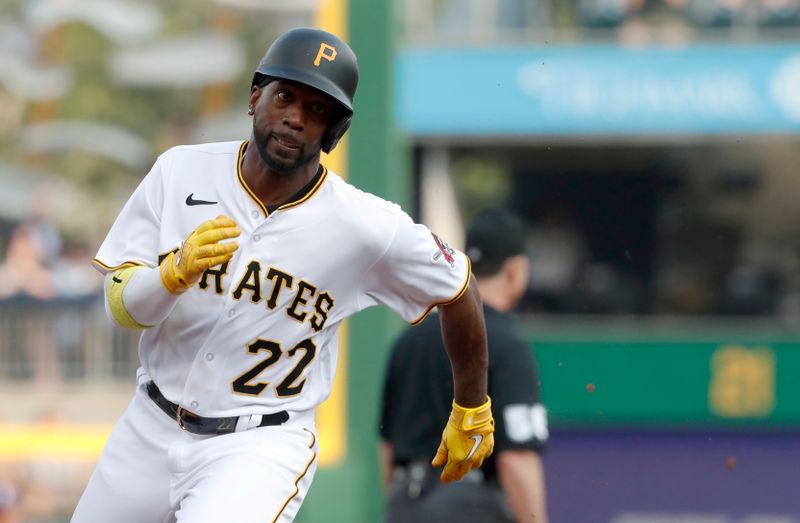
314 43 337 67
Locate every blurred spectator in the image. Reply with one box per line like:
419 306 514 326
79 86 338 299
52 241 102 298
759 0 800 25
521 205 588 313
52 241 103 380
576 0 645 26
0 223 56 301
438 0 551 38
28 187 64 263
667 0 747 26
717 263 780 315
568 0 800 35
0 222 71 386
0 481 20 523
616 0 697 44
422 0 800 36
564 262 644 314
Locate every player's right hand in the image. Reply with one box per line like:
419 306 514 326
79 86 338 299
431 397 495 483
160 215 240 295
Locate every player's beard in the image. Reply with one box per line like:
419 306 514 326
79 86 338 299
253 124 317 175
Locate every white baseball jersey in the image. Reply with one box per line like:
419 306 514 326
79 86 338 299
93 140 470 419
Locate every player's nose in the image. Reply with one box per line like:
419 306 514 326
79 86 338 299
282 103 305 130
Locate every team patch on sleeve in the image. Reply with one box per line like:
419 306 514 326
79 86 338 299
430 233 456 269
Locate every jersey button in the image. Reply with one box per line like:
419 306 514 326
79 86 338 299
251 210 259 219
253 234 261 242
190 401 199 409
227 309 235 318
205 353 214 361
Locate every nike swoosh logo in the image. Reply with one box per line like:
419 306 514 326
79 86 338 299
465 434 483 461
185 193 218 206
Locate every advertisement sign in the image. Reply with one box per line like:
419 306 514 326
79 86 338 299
397 45 800 135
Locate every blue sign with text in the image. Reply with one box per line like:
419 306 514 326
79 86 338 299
396 45 800 136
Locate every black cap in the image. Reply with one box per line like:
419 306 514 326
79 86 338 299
465 209 527 276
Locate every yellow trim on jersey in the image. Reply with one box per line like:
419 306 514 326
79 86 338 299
277 165 328 212
236 140 329 217
92 258 145 273
236 140 268 217
410 257 472 326
271 429 317 523
107 266 151 329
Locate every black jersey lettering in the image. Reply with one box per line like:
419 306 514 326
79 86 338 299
229 263 336 333
309 292 334 332
232 261 262 303
265 267 294 309
286 280 317 323
199 262 229 294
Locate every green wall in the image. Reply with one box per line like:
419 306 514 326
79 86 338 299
528 322 800 428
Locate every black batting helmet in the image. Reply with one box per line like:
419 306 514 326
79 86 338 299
252 27 359 153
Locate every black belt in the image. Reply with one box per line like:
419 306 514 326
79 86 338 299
145 381 289 435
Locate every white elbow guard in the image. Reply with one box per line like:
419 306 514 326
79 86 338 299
106 266 151 329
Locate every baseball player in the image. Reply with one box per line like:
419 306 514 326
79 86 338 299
71 27 494 523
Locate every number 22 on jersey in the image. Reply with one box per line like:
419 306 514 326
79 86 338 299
232 338 316 397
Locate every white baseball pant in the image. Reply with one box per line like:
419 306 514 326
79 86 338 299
71 383 318 523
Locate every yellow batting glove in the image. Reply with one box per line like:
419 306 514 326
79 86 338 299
160 215 240 295
431 397 495 483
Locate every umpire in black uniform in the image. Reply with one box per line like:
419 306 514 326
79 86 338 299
379 209 549 523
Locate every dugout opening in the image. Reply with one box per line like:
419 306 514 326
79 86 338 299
413 138 800 319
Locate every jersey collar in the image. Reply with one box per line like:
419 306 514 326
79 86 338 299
236 140 329 218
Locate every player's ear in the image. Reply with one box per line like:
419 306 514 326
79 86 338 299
249 85 263 109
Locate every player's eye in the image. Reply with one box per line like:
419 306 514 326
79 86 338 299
310 102 328 116
276 90 291 103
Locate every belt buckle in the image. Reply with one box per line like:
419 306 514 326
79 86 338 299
176 406 187 431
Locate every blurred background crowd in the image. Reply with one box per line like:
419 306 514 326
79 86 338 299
1 0 800 521
409 0 800 42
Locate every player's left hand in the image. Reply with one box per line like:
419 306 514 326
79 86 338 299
431 397 495 483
